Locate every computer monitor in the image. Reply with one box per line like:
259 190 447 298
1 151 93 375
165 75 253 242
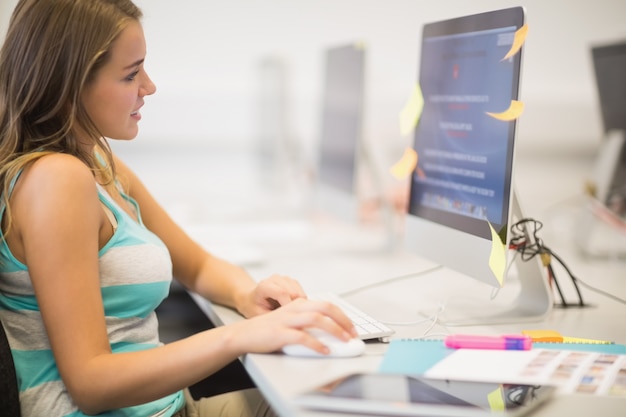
576 41 626 257
589 40 626 218
314 43 367 224
591 40 626 133
404 7 553 325
255 56 303 192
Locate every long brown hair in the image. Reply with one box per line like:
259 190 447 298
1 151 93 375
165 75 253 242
0 0 142 232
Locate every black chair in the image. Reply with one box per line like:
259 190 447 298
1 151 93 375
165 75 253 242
0 318 21 417
156 285 255 399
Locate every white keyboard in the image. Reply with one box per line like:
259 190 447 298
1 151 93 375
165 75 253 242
312 292 395 342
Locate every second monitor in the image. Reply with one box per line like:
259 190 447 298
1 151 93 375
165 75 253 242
314 42 367 224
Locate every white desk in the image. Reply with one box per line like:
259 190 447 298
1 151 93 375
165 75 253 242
117 145 626 416
185 201 624 416
189 227 625 416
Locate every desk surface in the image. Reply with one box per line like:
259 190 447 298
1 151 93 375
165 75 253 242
190 238 625 417
117 146 626 416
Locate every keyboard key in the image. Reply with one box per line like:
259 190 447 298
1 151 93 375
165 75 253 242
311 292 395 342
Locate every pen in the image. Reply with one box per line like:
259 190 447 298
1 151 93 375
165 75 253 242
445 334 532 351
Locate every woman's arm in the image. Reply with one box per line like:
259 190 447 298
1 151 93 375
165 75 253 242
113 154 306 317
12 154 355 415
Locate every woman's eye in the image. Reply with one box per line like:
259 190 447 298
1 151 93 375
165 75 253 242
125 70 139 81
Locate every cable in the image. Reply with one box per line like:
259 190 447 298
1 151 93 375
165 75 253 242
570 276 626 305
546 263 568 307
547 250 585 307
421 307 448 338
383 303 446 327
337 264 444 298
336 266 454 338
510 218 626 307
386 302 451 339
510 218 575 306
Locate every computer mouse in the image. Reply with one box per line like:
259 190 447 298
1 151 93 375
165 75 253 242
281 329 366 358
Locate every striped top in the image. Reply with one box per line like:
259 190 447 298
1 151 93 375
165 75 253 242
0 178 185 417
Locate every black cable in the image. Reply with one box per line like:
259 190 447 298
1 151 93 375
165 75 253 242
510 217 544 262
546 263 568 307
510 218 587 307
548 247 626 306
544 248 585 307
510 217 626 307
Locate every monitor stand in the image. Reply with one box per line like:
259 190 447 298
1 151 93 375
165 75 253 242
433 191 554 327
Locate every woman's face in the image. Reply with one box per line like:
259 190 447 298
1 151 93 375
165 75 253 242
82 21 156 141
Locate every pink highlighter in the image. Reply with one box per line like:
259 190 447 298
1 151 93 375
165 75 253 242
444 334 532 351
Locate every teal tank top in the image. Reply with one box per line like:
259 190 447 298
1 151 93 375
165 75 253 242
0 176 184 417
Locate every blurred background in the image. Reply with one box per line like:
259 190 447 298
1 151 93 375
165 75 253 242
3 0 624 159
2 0 625 252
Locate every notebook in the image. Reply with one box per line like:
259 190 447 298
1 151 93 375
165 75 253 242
379 339 626 397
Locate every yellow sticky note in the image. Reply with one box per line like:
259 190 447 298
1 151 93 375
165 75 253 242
390 147 418 180
399 84 424 137
488 386 505 412
502 24 528 61
488 222 506 286
486 100 524 121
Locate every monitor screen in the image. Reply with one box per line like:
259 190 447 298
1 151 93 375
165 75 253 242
591 40 626 133
405 7 529 292
315 43 366 221
408 12 521 243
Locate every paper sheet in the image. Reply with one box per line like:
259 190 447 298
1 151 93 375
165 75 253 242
424 348 626 397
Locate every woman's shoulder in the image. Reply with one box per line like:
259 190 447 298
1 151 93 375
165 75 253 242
7 153 102 233
18 153 97 198
30 152 89 169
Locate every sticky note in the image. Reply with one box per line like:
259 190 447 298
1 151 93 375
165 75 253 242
486 100 524 121
399 84 424 137
522 329 563 342
522 329 614 344
390 147 418 180
488 222 506 286
502 24 528 61
487 386 505 412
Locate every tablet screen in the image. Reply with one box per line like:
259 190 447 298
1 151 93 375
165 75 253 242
295 373 556 417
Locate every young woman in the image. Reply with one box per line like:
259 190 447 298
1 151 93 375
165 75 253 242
0 1 357 416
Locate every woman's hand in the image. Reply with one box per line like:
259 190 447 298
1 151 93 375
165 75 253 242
236 274 308 318
228 297 358 356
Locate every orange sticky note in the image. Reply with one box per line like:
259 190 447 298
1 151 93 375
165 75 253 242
502 24 528 61
390 147 418 180
521 329 563 342
486 100 524 121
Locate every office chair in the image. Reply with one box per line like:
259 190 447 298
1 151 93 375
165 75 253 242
0 318 21 417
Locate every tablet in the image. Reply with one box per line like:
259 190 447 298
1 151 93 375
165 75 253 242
294 373 556 417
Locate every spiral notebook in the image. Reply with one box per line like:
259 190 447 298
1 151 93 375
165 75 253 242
379 339 626 397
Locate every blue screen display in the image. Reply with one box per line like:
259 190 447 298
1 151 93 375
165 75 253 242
409 25 520 239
